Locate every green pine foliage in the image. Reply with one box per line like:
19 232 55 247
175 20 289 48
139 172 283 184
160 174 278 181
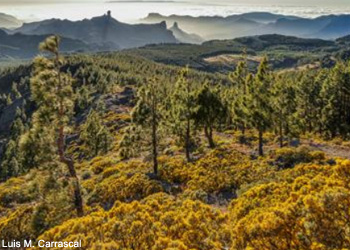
272 75 297 147
227 56 251 136
168 67 198 162
247 57 274 155
0 107 27 181
80 110 112 158
320 62 350 138
23 35 84 217
129 78 166 174
1 35 350 250
194 82 226 148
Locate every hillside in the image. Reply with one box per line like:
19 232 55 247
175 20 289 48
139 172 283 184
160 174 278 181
11 12 177 50
0 33 350 250
0 29 89 59
126 34 343 73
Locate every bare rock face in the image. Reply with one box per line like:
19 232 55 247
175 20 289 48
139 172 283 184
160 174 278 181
169 22 204 44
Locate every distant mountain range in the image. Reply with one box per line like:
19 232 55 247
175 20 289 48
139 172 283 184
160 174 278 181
10 12 177 50
2 11 350 61
143 12 350 40
0 13 22 29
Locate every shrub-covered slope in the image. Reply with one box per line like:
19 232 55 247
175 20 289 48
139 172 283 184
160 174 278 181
0 37 349 250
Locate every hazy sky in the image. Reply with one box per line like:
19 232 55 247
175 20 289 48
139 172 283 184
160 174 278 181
2 0 350 22
1 0 349 4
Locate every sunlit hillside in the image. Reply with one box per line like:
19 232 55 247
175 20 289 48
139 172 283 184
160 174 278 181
0 32 349 250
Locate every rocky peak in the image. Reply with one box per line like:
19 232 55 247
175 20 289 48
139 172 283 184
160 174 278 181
173 22 179 29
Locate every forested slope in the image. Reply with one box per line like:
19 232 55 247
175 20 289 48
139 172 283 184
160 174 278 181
0 36 349 250
125 34 343 72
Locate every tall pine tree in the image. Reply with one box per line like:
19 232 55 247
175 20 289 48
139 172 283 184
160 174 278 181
320 62 350 138
272 75 297 147
228 55 250 138
28 36 84 217
194 83 225 148
248 57 273 156
169 67 197 162
131 78 165 175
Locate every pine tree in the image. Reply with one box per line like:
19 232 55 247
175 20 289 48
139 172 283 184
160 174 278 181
228 55 250 138
28 35 84 217
272 75 297 147
131 78 165 175
6 94 12 106
0 140 19 180
169 67 197 162
12 112 25 139
97 75 109 94
295 71 325 135
194 83 225 148
248 57 273 156
96 98 107 114
0 109 26 181
80 110 112 158
320 62 350 138
76 83 93 113
118 126 139 160
11 82 22 99
19 124 55 171
0 94 6 115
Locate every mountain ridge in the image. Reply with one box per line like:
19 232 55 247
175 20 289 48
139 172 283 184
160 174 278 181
0 29 89 59
12 12 178 50
143 12 350 40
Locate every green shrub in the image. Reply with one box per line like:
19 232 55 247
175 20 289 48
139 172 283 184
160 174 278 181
275 146 325 169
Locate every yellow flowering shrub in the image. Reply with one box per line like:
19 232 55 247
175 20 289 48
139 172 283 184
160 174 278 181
86 160 163 206
1 137 349 250
88 156 117 174
39 193 230 250
0 205 35 240
159 147 276 199
0 169 80 241
229 160 350 250
0 177 35 207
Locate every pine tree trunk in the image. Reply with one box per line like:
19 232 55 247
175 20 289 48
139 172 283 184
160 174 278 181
204 126 215 148
240 122 246 144
279 120 283 148
308 119 312 133
55 51 84 217
285 121 290 139
279 110 284 148
209 126 215 148
241 123 245 136
185 118 191 162
95 137 100 157
258 129 264 156
151 103 158 176
58 127 84 217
